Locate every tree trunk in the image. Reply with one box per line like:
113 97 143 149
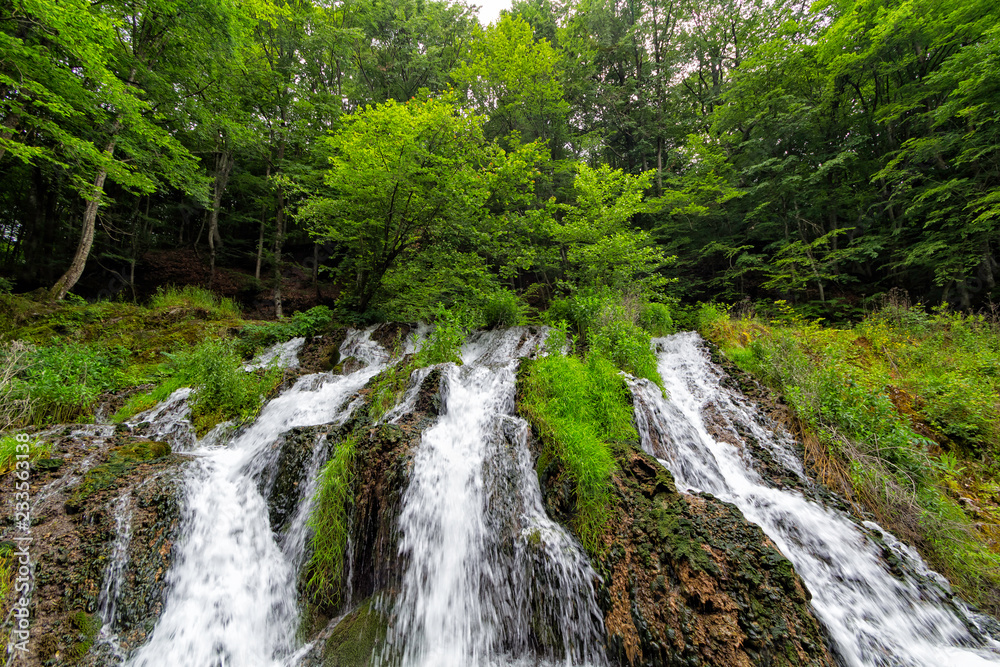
50 125 120 301
256 162 271 281
273 140 286 319
208 149 234 286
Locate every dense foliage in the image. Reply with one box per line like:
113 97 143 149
6 0 994 315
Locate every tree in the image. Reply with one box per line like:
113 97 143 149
302 94 494 312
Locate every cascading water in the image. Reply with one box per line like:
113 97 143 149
93 493 133 660
631 332 1000 667
386 328 606 667
126 328 390 667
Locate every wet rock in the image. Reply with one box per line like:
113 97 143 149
298 364 443 629
537 443 836 667
297 598 388 667
0 428 188 667
256 425 332 533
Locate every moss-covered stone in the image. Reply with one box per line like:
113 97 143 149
65 441 171 512
534 435 835 667
321 600 388 666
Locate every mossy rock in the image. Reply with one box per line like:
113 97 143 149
534 439 836 667
322 601 388 666
66 440 171 512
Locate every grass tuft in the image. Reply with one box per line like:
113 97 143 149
305 436 357 608
520 353 633 551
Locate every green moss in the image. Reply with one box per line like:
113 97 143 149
322 600 387 666
67 611 101 660
67 441 171 509
519 353 632 551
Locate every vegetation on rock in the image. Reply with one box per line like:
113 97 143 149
701 298 1000 614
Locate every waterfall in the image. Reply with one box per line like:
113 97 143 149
126 328 389 667
631 332 1000 667
386 328 606 667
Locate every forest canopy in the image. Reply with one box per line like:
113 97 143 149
1 0 998 318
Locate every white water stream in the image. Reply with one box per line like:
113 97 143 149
127 329 389 667
388 328 606 667
632 332 1000 667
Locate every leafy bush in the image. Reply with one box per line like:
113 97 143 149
519 353 632 551
638 301 673 336
481 289 526 328
305 436 357 607
149 285 241 318
416 305 469 367
168 339 280 434
0 435 52 474
4 341 128 424
588 318 661 387
545 288 661 385
546 291 605 338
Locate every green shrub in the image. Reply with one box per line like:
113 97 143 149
481 289 526 328
0 435 52 474
306 436 357 607
149 285 241 318
8 341 128 424
519 353 632 551
416 305 468 367
545 288 662 386
546 291 604 338
638 301 673 337
588 318 661 387
171 339 280 434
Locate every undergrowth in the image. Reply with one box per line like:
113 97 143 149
149 285 242 319
237 306 334 357
700 299 1000 614
519 353 634 551
0 290 246 427
0 435 52 474
546 288 666 387
305 436 357 608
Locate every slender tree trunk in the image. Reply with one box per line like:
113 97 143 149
273 140 286 319
256 162 271 281
208 149 234 286
50 124 121 300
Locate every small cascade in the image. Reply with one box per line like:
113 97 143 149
93 492 134 660
126 328 390 667
632 332 1000 667
387 328 605 667
245 337 307 371
127 387 197 452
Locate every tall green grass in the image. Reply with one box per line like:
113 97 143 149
305 436 357 607
149 285 241 319
520 353 634 551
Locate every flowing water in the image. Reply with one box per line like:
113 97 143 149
631 332 1000 667
127 329 389 667
386 328 606 667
